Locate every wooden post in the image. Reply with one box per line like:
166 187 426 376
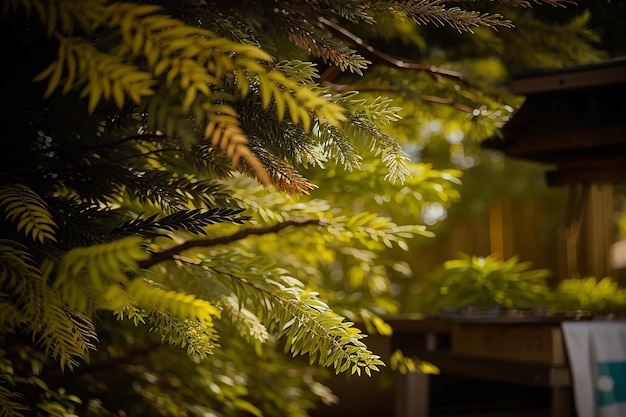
394 371 429 417
581 185 614 278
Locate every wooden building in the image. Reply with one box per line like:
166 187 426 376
482 57 626 282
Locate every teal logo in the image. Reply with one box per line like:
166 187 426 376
597 361 626 406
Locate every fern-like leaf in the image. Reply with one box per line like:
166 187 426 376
494 0 576 6
184 144 238 179
54 236 149 314
33 34 156 111
268 285 384 376
339 94 410 183
0 300 26 331
147 311 219 359
204 112 272 185
318 124 363 172
0 240 98 370
37 305 98 370
109 208 250 238
0 183 57 243
327 211 432 251
126 278 221 326
395 1 515 32
277 15 371 75
248 146 318 195
207 264 384 376
0 378 27 417
219 294 269 344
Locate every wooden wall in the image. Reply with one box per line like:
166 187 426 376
407 184 617 287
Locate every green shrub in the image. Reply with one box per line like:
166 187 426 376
549 276 626 315
421 253 551 313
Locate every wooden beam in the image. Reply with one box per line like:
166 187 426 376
512 58 626 94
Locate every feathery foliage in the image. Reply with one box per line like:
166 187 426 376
0 0 611 415
0 378 27 417
0 184 57 244
1 240 98 370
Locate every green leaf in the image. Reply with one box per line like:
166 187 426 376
0 183 57 243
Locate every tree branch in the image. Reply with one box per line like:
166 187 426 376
138 217 329 269
317 16 467 84
317 17 507 108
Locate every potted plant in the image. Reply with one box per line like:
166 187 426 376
420 252 551 315
548 276 626 317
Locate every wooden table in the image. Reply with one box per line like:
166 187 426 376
389 316 577 417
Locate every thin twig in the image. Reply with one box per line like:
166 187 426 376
138 217 329 269
317 16 467 84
